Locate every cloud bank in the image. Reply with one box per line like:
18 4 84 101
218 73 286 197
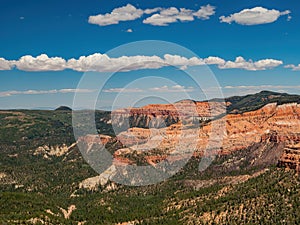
89 4 215 26
143 5 215 26
218 56 283 71
0 54 284 72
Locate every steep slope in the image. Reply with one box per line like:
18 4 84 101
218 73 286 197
111 100 226 130
225 90 300 113
278 144 300 173
111 102 300 165
108 91 300 130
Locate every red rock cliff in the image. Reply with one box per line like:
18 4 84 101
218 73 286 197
113 103 300 161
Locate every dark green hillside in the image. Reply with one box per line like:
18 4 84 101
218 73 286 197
210 90 300 114
226 90 300 113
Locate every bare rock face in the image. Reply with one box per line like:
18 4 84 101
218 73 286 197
33 143 77 159
111 100 226 129
78 165 117 191
278 144 300 173
78 102 300 172
112 103 300 164
212 103 300 155
74 102 300 188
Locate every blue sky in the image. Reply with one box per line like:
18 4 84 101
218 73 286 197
0 0 300 109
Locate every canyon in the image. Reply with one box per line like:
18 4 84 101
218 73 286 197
111 100 226 129
79 99 300 174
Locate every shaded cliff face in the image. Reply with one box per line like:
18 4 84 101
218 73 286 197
278 144 300 173
111 103 300 164
110 100 226 130
218 103 300 153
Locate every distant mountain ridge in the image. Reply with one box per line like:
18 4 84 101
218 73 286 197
110 91 300 129
224 90 300 114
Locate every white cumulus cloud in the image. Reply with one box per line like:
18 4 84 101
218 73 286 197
88 4 144 26
284 64 300 71
0 58 14 70
143 5 215 26
144 7 162 15
193 5 216 19
163 54 204 67
66 53 165 72
220 7 291 25
143 13 178 26
15 54 67 71
204 56 226 65
218 56 283 71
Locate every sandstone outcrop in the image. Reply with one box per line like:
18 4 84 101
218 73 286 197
79 165 117 191
111 100 226 129
278 144 300 173
113 103 300 164
76 102 300 188
33 142 77 159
